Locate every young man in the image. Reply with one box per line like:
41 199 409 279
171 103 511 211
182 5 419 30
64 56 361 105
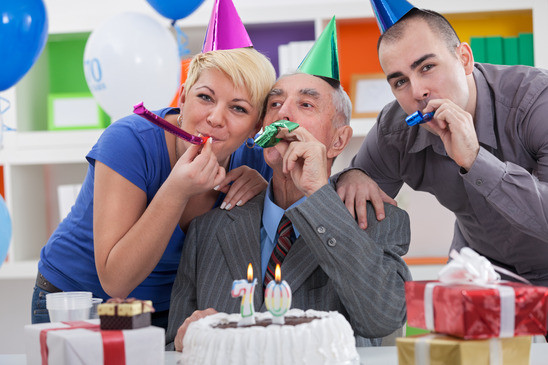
337 3 548 285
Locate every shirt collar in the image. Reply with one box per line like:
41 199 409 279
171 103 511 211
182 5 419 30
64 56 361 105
408 65 497 155
408 126 446 155
472 65 498 150
262 180 305 243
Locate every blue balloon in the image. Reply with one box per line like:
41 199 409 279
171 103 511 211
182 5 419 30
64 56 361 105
146 0 205 21
0 196 12 268
0 0 48 91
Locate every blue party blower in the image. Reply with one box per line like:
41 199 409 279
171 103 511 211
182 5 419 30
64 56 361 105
405 110 435 126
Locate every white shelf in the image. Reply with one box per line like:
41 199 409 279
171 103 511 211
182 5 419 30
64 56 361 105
0 260 38 280
0 130 103 165
43 0 539 31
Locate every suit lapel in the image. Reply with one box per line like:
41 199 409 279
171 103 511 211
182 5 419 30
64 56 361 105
216 191 266 306
281 236 318 293
259 236 319 312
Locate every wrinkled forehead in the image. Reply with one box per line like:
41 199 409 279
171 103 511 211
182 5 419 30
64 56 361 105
269 74 328 99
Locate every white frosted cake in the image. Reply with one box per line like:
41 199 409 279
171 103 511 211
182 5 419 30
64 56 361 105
181 309 359 365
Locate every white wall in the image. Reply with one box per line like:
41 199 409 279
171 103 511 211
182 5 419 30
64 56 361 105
0 278 34 354
333 135 455 259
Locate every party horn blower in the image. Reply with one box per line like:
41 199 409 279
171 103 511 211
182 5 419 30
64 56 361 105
133 102 206 144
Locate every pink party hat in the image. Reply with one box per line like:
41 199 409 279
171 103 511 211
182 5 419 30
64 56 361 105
369 0 414 33
202 0 253 52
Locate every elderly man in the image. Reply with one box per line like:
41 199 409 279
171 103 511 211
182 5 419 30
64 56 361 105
165 68 412 350
165 18 411 350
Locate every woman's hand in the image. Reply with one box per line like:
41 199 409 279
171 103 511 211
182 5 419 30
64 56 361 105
172 139 226 199
216 166 268 210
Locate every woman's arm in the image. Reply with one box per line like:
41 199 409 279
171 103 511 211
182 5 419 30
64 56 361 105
93 141 225 298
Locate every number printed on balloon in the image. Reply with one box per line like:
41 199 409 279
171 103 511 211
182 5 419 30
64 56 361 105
84 59 105 91
83 12 180 120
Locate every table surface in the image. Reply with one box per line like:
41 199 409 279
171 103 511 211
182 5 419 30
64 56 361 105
4 343 548 364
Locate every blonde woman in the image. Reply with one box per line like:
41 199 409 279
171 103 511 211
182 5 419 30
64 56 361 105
33 48 276 329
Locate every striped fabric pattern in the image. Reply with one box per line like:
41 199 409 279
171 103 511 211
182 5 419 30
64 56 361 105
165 184 412 350
264 215 294 286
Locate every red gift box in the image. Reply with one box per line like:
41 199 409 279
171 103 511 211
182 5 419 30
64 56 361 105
406 280 548 339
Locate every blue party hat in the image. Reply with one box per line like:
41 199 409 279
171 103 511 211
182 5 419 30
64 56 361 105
369 0 414 33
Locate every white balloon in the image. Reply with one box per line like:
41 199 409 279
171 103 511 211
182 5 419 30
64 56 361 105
84 12 180 120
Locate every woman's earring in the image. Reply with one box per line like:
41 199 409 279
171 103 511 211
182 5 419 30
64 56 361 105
245 137 255 149
177 114 183 128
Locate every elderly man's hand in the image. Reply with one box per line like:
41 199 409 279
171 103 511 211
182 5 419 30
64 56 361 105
336 169 397 229
174 308 217 352
275 127 329 196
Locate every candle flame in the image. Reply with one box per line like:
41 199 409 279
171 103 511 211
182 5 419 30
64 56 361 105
247 263 253 281
275 264 281 283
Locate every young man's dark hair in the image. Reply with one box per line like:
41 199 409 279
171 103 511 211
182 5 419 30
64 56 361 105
377 8 461 55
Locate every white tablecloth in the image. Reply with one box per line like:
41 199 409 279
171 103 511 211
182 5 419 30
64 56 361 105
5 343 548 364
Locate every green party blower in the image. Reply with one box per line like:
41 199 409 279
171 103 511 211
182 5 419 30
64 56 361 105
254 121 299 148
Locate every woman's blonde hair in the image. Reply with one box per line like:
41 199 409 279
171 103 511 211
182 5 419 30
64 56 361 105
184 48 276 122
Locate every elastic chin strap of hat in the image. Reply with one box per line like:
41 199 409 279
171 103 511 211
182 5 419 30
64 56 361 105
171 20 191 59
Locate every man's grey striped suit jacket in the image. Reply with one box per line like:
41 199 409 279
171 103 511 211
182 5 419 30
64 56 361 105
165 183 411 349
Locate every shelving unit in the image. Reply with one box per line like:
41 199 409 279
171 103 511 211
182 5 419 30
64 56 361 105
0 0 547 280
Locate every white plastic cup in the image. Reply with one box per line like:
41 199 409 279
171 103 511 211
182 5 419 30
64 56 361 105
46 291 92 322
89 298 104 319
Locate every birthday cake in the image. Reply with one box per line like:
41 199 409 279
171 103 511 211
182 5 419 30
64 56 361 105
180 309 359 365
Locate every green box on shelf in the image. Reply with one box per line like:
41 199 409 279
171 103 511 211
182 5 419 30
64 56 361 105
470 37 486 63
485 36 504 65
48 33 90 94
518 32 534 66
46 33 111 130
503 37 519 65
48 92 110 131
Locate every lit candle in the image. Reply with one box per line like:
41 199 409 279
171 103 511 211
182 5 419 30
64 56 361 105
264 264 292 324
231 263 257 326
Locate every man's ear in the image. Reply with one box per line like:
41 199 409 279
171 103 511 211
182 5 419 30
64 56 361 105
458 42 475 75
177 84 186 109
327 125 353 159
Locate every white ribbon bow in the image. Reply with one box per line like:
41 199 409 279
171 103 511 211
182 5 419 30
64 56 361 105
424 247 522 338
439 247 531 285
438 247 500 285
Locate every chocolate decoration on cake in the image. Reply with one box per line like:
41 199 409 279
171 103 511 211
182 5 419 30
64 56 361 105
98 298 155 330
214 315 319 328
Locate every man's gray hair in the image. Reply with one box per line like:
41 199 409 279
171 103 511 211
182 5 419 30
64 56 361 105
332 83 352 127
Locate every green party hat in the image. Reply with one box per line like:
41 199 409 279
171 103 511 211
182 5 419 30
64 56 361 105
297 16 339 84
